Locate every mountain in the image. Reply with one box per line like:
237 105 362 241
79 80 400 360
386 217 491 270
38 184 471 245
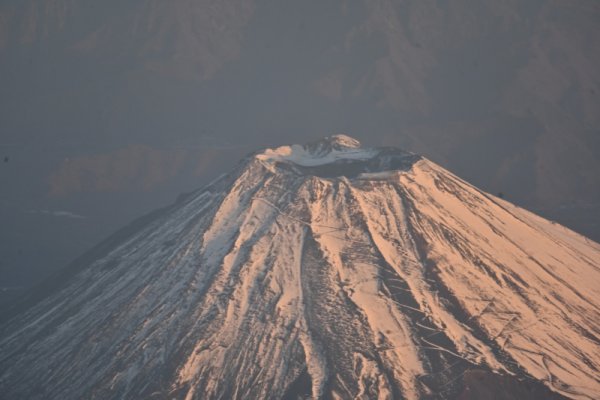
1 135 599 399
2 0 600 306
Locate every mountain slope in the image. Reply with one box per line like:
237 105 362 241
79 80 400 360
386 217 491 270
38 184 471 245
1 135 598 399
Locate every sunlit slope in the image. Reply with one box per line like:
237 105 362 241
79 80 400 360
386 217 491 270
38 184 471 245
1 136 598 399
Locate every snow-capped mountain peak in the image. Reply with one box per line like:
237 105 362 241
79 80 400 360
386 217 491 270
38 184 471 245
1 137 599 400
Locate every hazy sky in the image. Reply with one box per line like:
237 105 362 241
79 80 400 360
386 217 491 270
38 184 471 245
1 0 599 294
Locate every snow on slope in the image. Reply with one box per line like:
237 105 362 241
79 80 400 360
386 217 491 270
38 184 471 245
0 135 598 400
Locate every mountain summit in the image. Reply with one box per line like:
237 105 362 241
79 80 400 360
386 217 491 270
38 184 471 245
1 137 599 399
303 134 362 154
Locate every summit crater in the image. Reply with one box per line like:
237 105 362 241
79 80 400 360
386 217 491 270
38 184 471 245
255 135 421 179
